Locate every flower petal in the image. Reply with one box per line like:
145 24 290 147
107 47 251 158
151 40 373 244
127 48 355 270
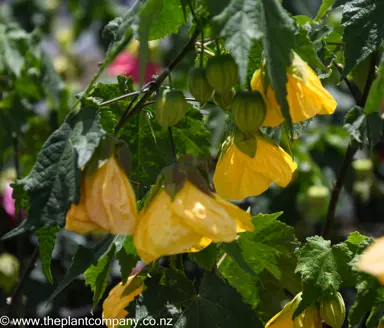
213 143 272 200
134 190 206 264
171 182 237 242
356 236 384 285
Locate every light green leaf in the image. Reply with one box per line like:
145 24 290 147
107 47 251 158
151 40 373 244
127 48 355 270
261 0 296 128
35 226 60 284
48 235 114 303
316 0 335 20
365 57 384 115
139 0 184 40
341 0 384 77
85 243 116 309
2 107 105 239
214 0 263 85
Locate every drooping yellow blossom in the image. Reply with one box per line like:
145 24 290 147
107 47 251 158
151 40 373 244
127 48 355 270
65 156 137 235
356 236 384 285
213 136 297 200
102 275 144 328
134 181 254 264
251 53 337 127
266 293 321 328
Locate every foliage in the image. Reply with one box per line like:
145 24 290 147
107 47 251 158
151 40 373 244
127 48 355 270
1 0 384 327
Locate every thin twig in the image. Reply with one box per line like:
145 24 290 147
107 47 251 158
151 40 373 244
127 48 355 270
113 93 141 136
322 54 379 238
114 27 201 134
333 62 360 104
99 91 142 107
168 127 177 163
6 246 39 316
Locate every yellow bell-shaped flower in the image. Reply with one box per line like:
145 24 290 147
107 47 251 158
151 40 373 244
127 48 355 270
65 156 137 235
266 293 321 328
251 53 337 127
102 275 144 328
213 135 297 200
356 236 384 285
134 181 254 264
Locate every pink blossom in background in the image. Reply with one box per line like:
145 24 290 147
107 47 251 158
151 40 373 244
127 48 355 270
2 181 16 220
107 51 160 84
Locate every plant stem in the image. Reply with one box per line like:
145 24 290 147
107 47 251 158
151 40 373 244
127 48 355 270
168 127 177 163
200 30 204 67
322 54 379 238
114 27 201 134
6 246 39 316
99 91 142 107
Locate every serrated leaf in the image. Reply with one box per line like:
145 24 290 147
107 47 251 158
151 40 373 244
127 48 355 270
85 243 116 310
294 235 364 317
344 106 366 143
341 0 384 77
214 0 263 85
35 226 60 284
188 244 218 270
128 269 263 327
2 106 105 240
222 242 258 277
48 235 114 303
116 236 139 284
261 0 295 128
139 0 184 40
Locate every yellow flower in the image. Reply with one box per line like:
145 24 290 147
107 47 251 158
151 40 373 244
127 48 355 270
65 156 137 235
251 53 337 127
356 236 384 285
266 293 321 328
134 181 254 264
213 136 297 200
102 275 144 328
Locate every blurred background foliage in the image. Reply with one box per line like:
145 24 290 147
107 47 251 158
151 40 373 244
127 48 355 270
0 0 383 325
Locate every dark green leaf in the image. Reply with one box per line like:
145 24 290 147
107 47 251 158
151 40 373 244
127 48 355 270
116 236 140 284
128 269 263 327
214 0 263 85
48 235 114 303
221 242 258 277
341 0 384 76
206 0 231 17
261 0 296 128
344 106 366 144
35 226 60 284
189 244 218 270
2 107 105 239
366 113 382 149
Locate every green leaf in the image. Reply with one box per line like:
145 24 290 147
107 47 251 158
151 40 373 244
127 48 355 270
344 106 366 144
247 40 263 84
341 0 384 77
128 269 263 327
214 0 263 85
116 236 139 284
139 0 184 41
366 113 383 149
35 226 60 284
316 0 335 20
261 0 296 128
189 244 218 270
294 235 369 316
205 0 232 17
365 57 384 115
221 242 258 277
2 107 105 239
48 235 114 303
85 242 117 310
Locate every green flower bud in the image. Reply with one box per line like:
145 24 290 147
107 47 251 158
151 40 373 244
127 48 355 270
213 89 235 111
320 292 346 328
155 89 189 127
206 54 238 93
187 67 213 104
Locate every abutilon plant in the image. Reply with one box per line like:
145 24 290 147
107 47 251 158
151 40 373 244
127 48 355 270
1 0 384 327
